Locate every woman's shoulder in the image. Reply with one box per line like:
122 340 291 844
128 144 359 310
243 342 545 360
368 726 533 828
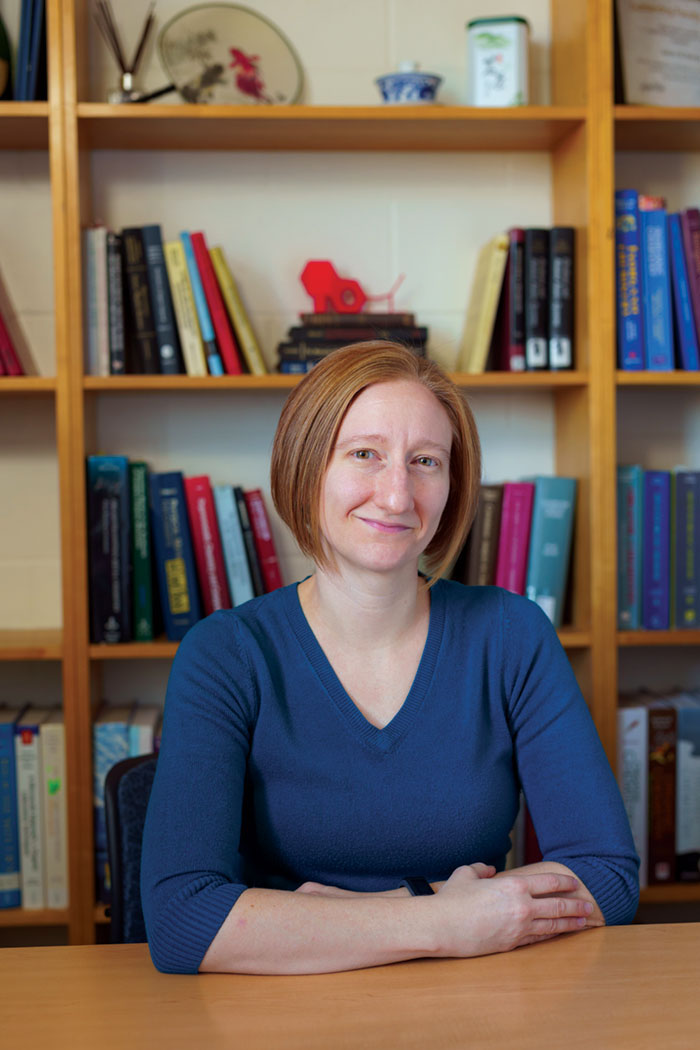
177 582 300 660
435 579 557 638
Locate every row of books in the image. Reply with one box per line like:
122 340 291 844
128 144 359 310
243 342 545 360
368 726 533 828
618 690 700 887
87 456 283 645
276 311 429 374
615 192 700 371
83 225 267 377
1 0 47 101
617 466 700 631
0 706 67 911
458 226 575 374
450 475 577 629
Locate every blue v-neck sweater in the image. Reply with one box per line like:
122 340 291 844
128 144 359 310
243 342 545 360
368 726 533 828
141 580 639 973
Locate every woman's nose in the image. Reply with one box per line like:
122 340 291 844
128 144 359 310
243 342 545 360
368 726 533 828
374 463 413 512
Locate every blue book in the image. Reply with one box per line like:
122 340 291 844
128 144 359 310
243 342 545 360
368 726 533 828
0 708 24 909
673 695 700 881
668 213 700 371
149 471 203 640
671 470 700 629
640 206 675 370
86 455 132 643
14 0 33 100
141 225 184 375
180 232 223 376
93 705 132 903
617 465 644 630
642 470 671 629
25 0 44 100
524 476 577 628
615 189 644 371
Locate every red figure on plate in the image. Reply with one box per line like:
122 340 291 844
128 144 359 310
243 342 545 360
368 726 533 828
230 48 271 103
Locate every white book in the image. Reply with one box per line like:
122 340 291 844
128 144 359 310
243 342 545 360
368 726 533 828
40 709 69 909
214 484 255 606
15 707 51 908
83 226 109 376
129 704 161 757
617 699 649 888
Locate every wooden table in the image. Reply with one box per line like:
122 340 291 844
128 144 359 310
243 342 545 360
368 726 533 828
1 924 699 1049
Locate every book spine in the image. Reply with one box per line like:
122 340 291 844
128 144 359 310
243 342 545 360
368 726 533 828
180 232 223 375
213 485 256 606
278 359 315 374
504 227 525 371
183 475 232 616
41 717 68 909
640 208 675 370
148 472 203 641
548 227 575 370
675 703 700 881
523 228 549 370
524 475 577 627
83 227 109 376
494 482 535 594
163 241 208 377
617 704 649 888
141 224 183 375
106 231 126 375
122 227 160 374
668 213 700 370
300 312 416 327
647 703 676 885
680 207 700 344
210 246 267 375
672 471 700 628
0 718 21 908
466 234 510 375
233 486 265 597
244 489 284 592
617 465 644 630
86 456 132 643
130 462 154 642
14 721 45 908
25 0 45 101
465 484 504 585
14 0 32 99
287 325 428 344
642 470 671 629
0 308 24 375
92 716 130 903
615 190 645 370
190 231 244 375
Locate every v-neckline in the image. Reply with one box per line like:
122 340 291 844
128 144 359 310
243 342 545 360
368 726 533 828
284 579 445 753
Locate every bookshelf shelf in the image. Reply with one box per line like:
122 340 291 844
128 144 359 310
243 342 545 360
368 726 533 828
0 629 63 661
639 884 700 904
0 103 51 149
0 908 69 927
615 106 700 151
616 372 700 386
0 377 56 394
617 630 700 647
75 104 586 153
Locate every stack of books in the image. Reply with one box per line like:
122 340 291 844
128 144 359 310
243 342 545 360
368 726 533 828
275 311 429 373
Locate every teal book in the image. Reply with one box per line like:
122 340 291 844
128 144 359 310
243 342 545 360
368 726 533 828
524 476 577 628
0 707 24 908
130 462 154 641
93 704 132 903
617 465 644 630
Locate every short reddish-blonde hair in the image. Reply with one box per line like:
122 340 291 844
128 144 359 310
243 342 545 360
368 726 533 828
271 341 482 581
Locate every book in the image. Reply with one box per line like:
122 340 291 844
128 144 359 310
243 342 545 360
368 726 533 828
106 231 126 375
14 0 32 100
233 486 265 597
615 189 644 371
452 484 503 586
680 207 700 345
25 0 45 102
668 213 699 370
647 700 676 885
494 482 536 595
40 708 68 909
180 232 223 376
15 707 50 909
183 475 232 616
616 0 700 106
501 227 526 372
617 464 644 630
0 13 13 101
244 489 284 593
149 471 203 641
163 240 208 377
128 704 161 757
190 231 243 374
287 324 428 346
639 203 674 371
92 704 132 902
617 698 649 888
82 225 109 376
213 484 256 606
86 455 132 644
141 224 183 375
0 707 23 908
642 470 671 630
524 476 577 628
457 233 509 373
0 307 24 376
122 227 159 374
523 228 549 370
210 246 267 375
130 461 154 642
671 470 700 629
673 693 700 881
548 227 575 370
300 311 415 327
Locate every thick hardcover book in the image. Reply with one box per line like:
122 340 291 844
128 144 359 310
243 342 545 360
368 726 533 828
163 240 208 377
190 231 243 375
671 470 700 629
502 227 525 372
14 0 32 99
458 233 509 373
523 228 549 370
288 324 428 345
0 707 23 908
639 205 674 371
647 701 676 885
122 228 159 374
617 464 644 630
680 207 700 344
141 224 184 375
548 227 575 370
210 246 267 375
244 489 284 593
300 311 415 327
180 232 223 375
278 359 316 374
668 213 699 370
278 339 426 359
149 471 203 640
106 231 126 375
233 486 265 597
615 189 644 370
86 455 132 644
617 699 649 888
25 0 45 101
15 707 50 909
41 709 68 909
83 226 109 376
213 484 256 606
128 704 161 757
183 475 232 616
453 484 503 586
93 704 132 903
0 308 24 375
673 694 700 881
642 470 671 630
129 462 154 642
494 482 536 595
524 475 577 628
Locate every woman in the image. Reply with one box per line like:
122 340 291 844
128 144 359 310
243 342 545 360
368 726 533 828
141 342 639 975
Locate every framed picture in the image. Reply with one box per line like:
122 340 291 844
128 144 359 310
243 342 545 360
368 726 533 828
616 0 700 106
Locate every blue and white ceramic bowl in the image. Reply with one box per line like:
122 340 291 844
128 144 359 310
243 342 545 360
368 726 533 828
375 69 442 105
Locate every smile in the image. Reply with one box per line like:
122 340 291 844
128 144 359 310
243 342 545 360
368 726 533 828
359 518 413 533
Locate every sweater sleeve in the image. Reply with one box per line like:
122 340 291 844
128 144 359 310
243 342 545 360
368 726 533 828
140 612 258 973
501 592 640 925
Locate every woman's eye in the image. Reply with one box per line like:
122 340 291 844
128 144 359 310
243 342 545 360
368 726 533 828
352 449 374 460
416 456 438 468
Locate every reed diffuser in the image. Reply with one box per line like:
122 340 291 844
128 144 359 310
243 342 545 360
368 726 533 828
94 1 156 103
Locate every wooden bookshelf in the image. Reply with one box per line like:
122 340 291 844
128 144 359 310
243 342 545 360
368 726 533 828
0 377 57 393
615 106 700 151
0 102 50 148
0 629 63 661
0 908 69 928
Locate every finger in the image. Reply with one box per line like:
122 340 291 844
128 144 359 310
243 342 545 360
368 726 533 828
519 872 581 897
531 916 590 937
470 863 497 879
532 896 594 921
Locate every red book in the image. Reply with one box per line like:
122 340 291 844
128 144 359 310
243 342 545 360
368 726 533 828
190 232 243 375
0 308 25 375
184 475 232 615
647 701 677 885
244 489 283 592
501 227 526 372
494 481 535 594
681 208 700 343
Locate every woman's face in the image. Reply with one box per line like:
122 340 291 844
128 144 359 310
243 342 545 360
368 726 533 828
318 379 452 579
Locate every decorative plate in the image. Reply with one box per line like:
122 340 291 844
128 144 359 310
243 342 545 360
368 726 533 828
158 3 304 105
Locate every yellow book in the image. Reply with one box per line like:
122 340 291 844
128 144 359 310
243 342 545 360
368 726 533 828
163 240 208 377
209 246 267 375
457 233 509 373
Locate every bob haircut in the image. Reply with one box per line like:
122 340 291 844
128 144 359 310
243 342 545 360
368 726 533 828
271 341 482 582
